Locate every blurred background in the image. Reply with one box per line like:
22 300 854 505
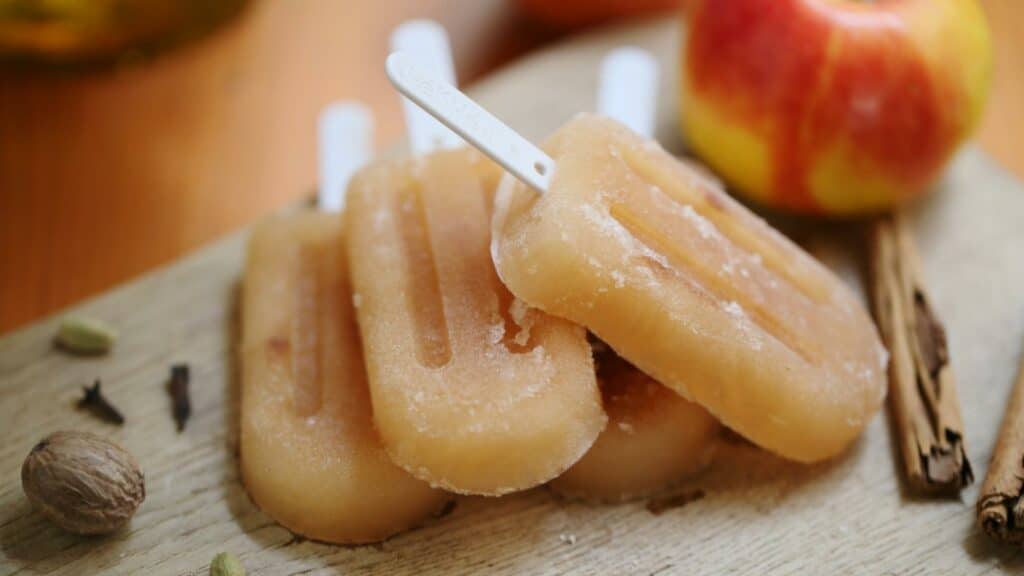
0 0 1020 335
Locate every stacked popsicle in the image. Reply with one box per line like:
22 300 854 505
239 21 887 544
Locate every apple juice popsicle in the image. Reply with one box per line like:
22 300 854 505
551 49 720 501
241 213 449 543
491 114 887 463
345 148 605 495
551 337 720 501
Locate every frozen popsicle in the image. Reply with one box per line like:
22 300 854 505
490 115 887 463
241 102 446 543
551 337 720 501
384 54 886 463
551 49 720 501
345 147 605 495
241 213 448 543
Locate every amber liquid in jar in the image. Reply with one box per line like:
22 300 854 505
0 0 249 65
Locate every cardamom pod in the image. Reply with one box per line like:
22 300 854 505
56 316 118 355
210 552 245 576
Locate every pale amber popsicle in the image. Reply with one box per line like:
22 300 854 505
345 148 605 495
551 338 720 502
241 213 448 543
492 115 887 463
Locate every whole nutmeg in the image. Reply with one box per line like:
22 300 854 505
21 431 145 535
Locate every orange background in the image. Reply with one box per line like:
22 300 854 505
0 0 1020 335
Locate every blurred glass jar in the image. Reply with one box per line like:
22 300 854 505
0 0 348 335
0 0 249 66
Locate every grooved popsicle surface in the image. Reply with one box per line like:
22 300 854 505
345 149 604 495
239 214 448 544
492 115 887 463
1 18 1023 575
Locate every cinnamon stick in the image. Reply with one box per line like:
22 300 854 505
977 352 1024 544
869 214 972 495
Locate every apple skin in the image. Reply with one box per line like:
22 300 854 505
681 0 992 215
517 0 680 29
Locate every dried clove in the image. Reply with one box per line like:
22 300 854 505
77 380 125 425
168 364 191 432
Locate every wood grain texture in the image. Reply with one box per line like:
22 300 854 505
3 19 1024 575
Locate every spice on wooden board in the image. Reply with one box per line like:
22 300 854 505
55 316 118 355
21 431 145 535
977 351 1024 544
210 551 245 576
168 364 191 432
77 380 125 425
869 214 972 495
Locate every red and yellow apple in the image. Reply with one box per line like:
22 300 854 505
681 0 992 215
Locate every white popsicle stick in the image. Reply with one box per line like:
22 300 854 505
390 20 463 156
318 102 373 212
386 51 554 193
598 47 659 138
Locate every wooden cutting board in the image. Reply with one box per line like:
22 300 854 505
2 18 1023 575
